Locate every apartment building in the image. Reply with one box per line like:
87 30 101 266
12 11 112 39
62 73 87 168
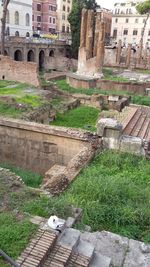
32 0 57 34
111 0 150 47
56 0 72 38
0 0 32 37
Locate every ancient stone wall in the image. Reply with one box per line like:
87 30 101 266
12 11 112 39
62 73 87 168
0 117 92 175
0 56 39 87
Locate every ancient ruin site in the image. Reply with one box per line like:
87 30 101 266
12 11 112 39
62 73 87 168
0 4 150 267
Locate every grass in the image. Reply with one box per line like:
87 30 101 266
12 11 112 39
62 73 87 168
50 106 100 131
0 213 37 267
16 95 45 108
55 79 150 107
22 150 150 243
103 68 130 82
0 163 43 187
0 101 23 117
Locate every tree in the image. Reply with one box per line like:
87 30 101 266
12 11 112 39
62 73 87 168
68 0 99 58
136 0 150 45
1 0 10 55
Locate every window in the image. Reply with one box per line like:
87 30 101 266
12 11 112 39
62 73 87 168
32 15 34 21
115 18 118 23
135 18 138 23
123 29 128 35
49 5 56 11
15 11 19 25
126 18 129 23
26 13 30 26
67 7 70 12
63 5 65 11
6 10 9 24
67 26 69 33
62 14 65 20
53 18 55 24
113 29 117 38
133 29 138 35
49 17 52 23
37 16 41 22
62 25 65 32
148 30 150 36
37 4 41 11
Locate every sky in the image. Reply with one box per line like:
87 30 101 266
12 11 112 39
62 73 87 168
96 0 122 10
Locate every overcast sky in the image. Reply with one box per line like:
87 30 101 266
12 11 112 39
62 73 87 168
96 0 122 10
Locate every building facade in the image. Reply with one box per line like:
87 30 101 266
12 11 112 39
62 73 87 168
32 0 57 34
111 0 150 47
56 0 72 39
0 0 32 37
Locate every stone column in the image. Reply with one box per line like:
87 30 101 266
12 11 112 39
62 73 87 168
93 12 101 57
96 21 105 70
86 10 95 60
126 44 132 68
116 39 122 65
80 9 88 48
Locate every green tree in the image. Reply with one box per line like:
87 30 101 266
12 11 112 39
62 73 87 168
68 0 99 58
136 0 150 45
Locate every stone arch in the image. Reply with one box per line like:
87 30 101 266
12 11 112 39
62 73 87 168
15 31 19 36
49 50 54 57
27 50 35 62
39 50 45 70
14 49 22 61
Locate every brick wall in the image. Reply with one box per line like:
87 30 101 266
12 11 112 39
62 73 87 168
0 56 39 87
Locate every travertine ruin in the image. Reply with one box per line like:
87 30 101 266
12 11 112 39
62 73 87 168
76 9 105 78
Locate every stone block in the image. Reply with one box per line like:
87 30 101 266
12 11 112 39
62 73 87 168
57 228 81 249
89 251 112 267
97 118 122 137
120 135 145 155
145 88 150 96
75 239 95 258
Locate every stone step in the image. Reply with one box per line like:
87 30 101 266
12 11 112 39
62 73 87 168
138 117 150 139
144 121 150 140
123 109 142 136
121 107 138 129
130 114 146 137
57 228 81 250
17 230 57 267
89 251 112 267
67 252 91 267
75 239 95 259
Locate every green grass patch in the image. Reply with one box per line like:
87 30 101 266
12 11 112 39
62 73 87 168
0 163 43 187
0 80 16 88
0 83 28 95
0 101 23 118
0 213 37 267
16 95 45 108
50 106 99 131
23 151 150 242
55 80 150 106
103 68 130 82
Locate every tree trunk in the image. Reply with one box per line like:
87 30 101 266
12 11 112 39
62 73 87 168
140 13 150 46
1 0 10 55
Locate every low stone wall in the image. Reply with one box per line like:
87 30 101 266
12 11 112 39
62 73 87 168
97 80 148 96
0 56 39 87
0 117 100 175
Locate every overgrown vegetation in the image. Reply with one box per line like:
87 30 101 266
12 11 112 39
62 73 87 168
0 163 42 187
0 213 37 267
103 68 130 82
55 79 150 106
50 106 99 131
23 150 150 243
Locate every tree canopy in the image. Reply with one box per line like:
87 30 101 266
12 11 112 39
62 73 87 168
136 0 150 15
68 0 100 58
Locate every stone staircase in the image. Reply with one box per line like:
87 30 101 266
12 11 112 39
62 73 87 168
17 228 111 267
123 107 150 140
16 226 150 267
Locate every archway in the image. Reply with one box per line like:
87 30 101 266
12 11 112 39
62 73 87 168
4 50 8 56
14 50 22 61
49 50 54 57
27 50 35 62
39 50 45 70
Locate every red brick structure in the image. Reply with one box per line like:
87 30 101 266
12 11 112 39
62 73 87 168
32 0 57 34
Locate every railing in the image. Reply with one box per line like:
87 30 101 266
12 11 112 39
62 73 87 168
0 249 20 267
